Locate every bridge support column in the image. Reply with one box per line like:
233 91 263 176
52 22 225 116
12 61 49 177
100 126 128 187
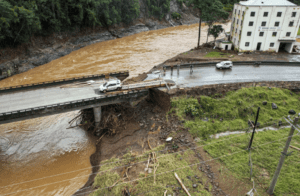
93 106 102 128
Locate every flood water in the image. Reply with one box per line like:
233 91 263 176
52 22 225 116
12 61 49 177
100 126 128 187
0 22 230 196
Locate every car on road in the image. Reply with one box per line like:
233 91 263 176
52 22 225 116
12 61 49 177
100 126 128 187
99 79 122 93
216 61 233 69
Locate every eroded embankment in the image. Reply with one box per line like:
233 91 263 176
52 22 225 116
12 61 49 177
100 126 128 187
73 89 172 195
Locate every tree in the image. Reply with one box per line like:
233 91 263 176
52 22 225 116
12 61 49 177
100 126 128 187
192 0 229 47
209 25 224 44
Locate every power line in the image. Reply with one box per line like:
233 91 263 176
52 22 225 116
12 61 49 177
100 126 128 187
74 134 299 196
1 118 289 195
0 125 253 190
1 132 249 195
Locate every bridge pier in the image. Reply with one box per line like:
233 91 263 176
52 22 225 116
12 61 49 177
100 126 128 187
93 106 102 128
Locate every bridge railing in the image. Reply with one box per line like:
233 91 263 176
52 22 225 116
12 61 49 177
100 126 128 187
0 89 148 124
0 70 129 94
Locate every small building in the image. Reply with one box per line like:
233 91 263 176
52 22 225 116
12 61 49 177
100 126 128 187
216 32 233 50
230 0 300 53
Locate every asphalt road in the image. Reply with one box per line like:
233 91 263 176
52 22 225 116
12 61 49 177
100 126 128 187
0 80 106 114
2 65 300 114
148 65 300 88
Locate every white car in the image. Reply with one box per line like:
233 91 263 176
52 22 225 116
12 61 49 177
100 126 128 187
99 79 122 93
216 61 233 69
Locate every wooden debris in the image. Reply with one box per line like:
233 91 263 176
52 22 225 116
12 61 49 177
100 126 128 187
152 152 159 184
96 133 106 144
290 145 300 151
148 138 153 150
248 119 258 133
174 172 191 196
164 190 168 196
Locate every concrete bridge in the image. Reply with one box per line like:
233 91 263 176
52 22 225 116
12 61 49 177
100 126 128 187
0 76 171 125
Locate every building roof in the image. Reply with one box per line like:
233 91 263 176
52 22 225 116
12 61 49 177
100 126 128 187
239 0 296 6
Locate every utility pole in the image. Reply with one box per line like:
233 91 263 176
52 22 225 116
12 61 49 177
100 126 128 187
248 107 260 150
267 117 299 195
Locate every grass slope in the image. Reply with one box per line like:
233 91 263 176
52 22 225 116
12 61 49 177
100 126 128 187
91 145 211 196
171 87 300 138
201 128 300 195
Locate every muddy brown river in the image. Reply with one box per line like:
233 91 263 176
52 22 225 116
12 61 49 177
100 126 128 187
0 23 230 196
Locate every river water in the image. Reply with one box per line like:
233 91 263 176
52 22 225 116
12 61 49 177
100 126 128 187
0 22 230 196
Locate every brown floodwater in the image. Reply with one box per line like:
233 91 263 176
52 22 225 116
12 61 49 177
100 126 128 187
0 23 230 88
0 22 230 196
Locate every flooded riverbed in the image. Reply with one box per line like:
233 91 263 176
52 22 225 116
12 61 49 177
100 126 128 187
0 22 230 195
0 23 230 88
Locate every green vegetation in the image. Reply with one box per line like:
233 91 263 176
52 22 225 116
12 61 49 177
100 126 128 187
297 28 300 35
209 25 224 44
222 41 232 44
201 127 300 195
223 4 234 12
91 145 211 196
171 12 181 19
204 52 230 57
170 87 300 138
0 0 181 47
146 0 171 20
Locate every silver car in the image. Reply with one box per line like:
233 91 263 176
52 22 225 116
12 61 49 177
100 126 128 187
99 79 122 93
216 61 233 69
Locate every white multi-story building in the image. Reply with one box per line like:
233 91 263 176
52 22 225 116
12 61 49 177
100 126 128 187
230 0 300 53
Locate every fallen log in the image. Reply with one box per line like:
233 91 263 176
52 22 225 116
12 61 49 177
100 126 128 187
174 172 191 196
290 145 300 151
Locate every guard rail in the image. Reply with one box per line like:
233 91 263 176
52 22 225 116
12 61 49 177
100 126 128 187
0 70 129 94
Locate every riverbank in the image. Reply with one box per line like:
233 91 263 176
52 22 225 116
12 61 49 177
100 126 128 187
80 85 300 196
0 0 200 81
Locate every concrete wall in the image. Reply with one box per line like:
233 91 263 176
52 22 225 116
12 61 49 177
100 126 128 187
219 43 233 50
230 3 300 53
284 42 294 53
170 81 300 97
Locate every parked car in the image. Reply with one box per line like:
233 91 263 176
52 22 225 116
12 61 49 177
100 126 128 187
216 61 233 69
99 79 122 93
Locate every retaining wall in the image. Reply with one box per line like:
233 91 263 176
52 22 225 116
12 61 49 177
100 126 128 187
169 81 300 97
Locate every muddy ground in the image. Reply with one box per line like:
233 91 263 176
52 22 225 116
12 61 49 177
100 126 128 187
74 88 251 196
161 45 299 67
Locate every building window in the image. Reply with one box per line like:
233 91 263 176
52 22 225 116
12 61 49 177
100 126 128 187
241 20 243 25
233 18 235 23
235 9 237 14
245 42 250 47
235 28 237 33
289 21 294 26
275 22 280 27
243 11 245 16
251 12 255 17
259 32 264 37
249 21 254 26
237 19 239 24
261 21 266 26
292 12 297 17
272 32 277 37
270 43 275 47
264 12 268 17
286 32 291 37
247 31 252 36
238 10 240 15
277 12 282 17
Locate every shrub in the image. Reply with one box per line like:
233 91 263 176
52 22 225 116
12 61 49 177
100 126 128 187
171 12 181 19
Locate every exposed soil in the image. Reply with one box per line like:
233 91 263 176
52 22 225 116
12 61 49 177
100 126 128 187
74 88 255 196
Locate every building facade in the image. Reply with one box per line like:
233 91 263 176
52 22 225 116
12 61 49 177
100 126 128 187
230 0 300 53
